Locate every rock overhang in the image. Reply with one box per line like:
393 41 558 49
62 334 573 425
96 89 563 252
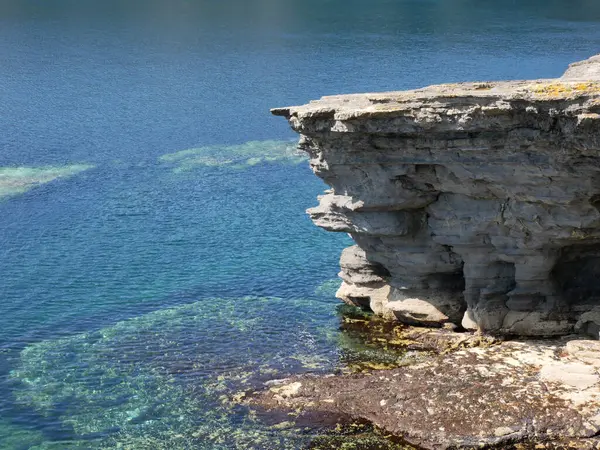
273 54 600 338
272 79 600 131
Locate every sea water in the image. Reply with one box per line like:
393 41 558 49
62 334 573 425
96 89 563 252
1 1 600 448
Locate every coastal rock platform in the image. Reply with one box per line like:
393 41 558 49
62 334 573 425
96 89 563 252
250 336 600 449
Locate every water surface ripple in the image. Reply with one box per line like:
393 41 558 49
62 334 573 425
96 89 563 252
1 1 600 447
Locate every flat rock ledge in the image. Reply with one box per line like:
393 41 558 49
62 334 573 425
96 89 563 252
249 338 600 449
273 53 600 338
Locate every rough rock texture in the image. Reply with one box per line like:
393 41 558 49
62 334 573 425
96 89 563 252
251 339 600 449
273 54 600 338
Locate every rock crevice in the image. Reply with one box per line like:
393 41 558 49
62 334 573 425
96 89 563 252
274 54 600 338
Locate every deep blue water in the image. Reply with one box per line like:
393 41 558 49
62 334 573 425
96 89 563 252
1 1 600 448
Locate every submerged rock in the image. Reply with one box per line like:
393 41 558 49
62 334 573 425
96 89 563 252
273 53 600 338
0 164 94 198
159 139 304 171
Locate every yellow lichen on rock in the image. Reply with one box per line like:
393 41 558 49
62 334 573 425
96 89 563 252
529 81 600 98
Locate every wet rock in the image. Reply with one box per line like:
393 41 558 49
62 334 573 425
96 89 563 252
250 338 600 449
273 54 600 337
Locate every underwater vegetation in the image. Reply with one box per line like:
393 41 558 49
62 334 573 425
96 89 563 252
159 140 305 171
10 296 339 449
334 305 420 373
307 421 416 450
0 165 94 199
8 297 417 449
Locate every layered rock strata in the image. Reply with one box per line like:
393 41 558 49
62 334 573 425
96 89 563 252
273 54 600 338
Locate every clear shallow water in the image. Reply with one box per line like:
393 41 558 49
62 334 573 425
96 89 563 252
1 1 600 448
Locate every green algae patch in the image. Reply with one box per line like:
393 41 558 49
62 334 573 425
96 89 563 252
0 164 94 199
335 305 500 370
307 421 415 450
159 139 305 172
334 305 417 373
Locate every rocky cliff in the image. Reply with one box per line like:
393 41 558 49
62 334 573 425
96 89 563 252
273 54 600 338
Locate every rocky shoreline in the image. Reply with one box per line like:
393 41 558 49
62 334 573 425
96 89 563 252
246 324 600 449
273 54 600 338
259 55 600 448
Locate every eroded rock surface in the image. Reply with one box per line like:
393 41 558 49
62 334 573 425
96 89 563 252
251 339 600 449
273 54 600 338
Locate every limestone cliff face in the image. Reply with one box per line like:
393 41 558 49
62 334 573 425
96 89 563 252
274 55 600 338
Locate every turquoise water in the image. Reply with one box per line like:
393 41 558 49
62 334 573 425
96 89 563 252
1 1 600 448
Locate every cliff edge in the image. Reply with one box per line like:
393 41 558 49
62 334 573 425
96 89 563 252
274 54 600 338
